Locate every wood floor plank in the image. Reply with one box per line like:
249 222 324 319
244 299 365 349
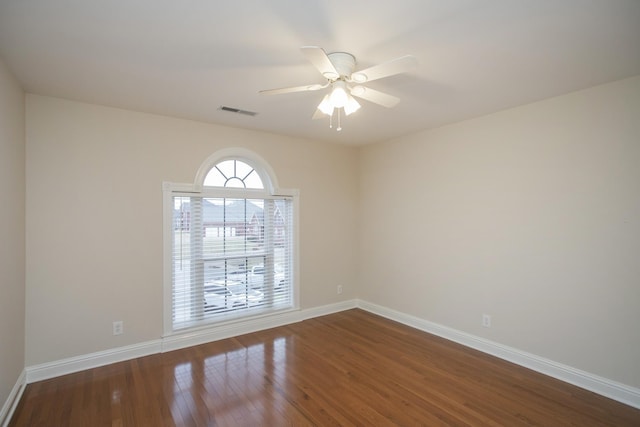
9 309 640 426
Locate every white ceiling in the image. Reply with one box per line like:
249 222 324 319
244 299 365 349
1 1 639 145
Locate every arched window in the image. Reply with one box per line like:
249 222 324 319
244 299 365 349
164 149 297 332
203 159 264 189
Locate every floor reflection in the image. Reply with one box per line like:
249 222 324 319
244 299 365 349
167 333 291 424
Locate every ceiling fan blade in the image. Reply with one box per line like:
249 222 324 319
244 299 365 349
350 55 417 83
259 83 325 95
350 86 400 108
301 46 340 80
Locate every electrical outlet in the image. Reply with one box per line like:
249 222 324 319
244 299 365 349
482 314 491 328
113 321 123 335
337 285 343 295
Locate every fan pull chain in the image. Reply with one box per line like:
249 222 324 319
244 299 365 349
325 109 344 132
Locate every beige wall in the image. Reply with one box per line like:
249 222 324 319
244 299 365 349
0 59 25 404
358 76 640 387
25 95 358 365
22 75 640 392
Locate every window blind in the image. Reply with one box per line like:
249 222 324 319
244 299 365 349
171 196 293 330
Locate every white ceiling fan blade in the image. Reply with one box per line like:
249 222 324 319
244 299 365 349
259 83 325 95
350 55 417 83
350 86 400 108
301 46 340 80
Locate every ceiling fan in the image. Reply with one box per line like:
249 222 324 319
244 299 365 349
259 46 417 131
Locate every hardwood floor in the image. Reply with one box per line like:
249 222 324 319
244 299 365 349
10 309 640 426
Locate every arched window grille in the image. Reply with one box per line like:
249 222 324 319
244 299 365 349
203 159 264 189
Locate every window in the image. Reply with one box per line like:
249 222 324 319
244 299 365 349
164 150 297 332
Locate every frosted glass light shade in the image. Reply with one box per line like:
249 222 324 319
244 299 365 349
329 81 348 108
344 96 361 115
317 94 334 115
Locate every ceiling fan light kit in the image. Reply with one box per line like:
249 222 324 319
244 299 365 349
260 46 417 131
317 94 334 116
343 96 361 115
329 80 349 108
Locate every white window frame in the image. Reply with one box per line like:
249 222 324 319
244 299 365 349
162 148 299 336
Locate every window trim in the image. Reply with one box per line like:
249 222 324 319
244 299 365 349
162 149 299 336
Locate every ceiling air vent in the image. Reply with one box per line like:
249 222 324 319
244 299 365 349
219 106 258 117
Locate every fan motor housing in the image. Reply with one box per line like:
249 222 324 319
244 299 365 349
327 52 356 79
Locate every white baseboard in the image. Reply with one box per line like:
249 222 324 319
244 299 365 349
162 300 357 352
0 369 26 427
24 300 357 384
299 299 358 321
26 340 162 383
161 308 303 352
20 299 639 411
356 299 640 410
